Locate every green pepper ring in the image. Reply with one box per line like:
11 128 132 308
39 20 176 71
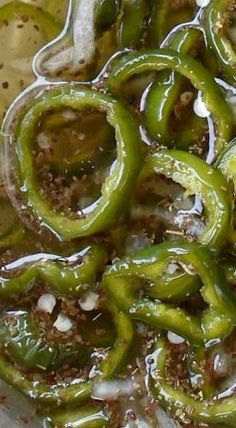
0 245 107 299
12 86 142 240
0 304 133 406
139 150 232 252
103 240 236 345
144 28 202 146
107 48 234 155
205 0 236 87
148 337 236 427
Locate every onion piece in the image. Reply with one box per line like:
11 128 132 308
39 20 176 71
193 92 210 118
155 408 181 428
91 379 134 401
43 0 98 74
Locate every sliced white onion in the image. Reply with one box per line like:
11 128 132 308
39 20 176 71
123 420 152 428
167 331 185 345
195 0 211 7
43 0 98 74
72 0 98 71
126 232 153 253
43 47 73 73
193 93 210 118
91 379 134 401
78 291 99 311
53 314 73 332
209 345 232 380
37 293 56 314
156 408 181 428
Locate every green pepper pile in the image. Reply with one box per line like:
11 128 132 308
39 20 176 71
2 0 236 427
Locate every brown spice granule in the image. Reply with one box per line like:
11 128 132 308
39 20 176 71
2 81 9 89
21 15 29 23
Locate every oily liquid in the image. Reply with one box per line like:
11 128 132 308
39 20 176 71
1 0 236 427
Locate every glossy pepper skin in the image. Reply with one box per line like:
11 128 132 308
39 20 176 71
0 304 133 406
0 245 107 299
149 0 196 47
117 0 147 49
204 0 236 87
103 240 236 345
0 197 25 250
107 49 234 156
0 311 88 371
48 406 109 427
13 86 142 240
96 0 121 30
147 337 236 427
216 138 236 249
144 28 202 145
139 150 232 251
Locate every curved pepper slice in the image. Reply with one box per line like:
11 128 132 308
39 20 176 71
11 86 142 240
0 196 25 251
149 0 195 47
217 137 236 188
96 0 121 30
0 304 133 406
216 138 236 248
144 28 202 145
0 245 106 299
103 240 236 344
107 49 234 155
139 150 231 251
0 311 89 371
48 406 109 428
205 0 236 87
117 0 147 49
147 337 236 427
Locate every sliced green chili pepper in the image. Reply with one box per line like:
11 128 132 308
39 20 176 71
187 344 215 399
217 137 236 187
96 0 121 30
48 406 109 428
0 304 133 406
13 86 142 240
149 0 195 47
205 0 236 86
144 28 202 145
216 138 236 248
139 150 231 251
0 204 25 250
0 195 25 250
107 49 234 155
0 311 88 371
103 240 236 344
117 0 147 49
147 337 236 427
0 245 106 299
